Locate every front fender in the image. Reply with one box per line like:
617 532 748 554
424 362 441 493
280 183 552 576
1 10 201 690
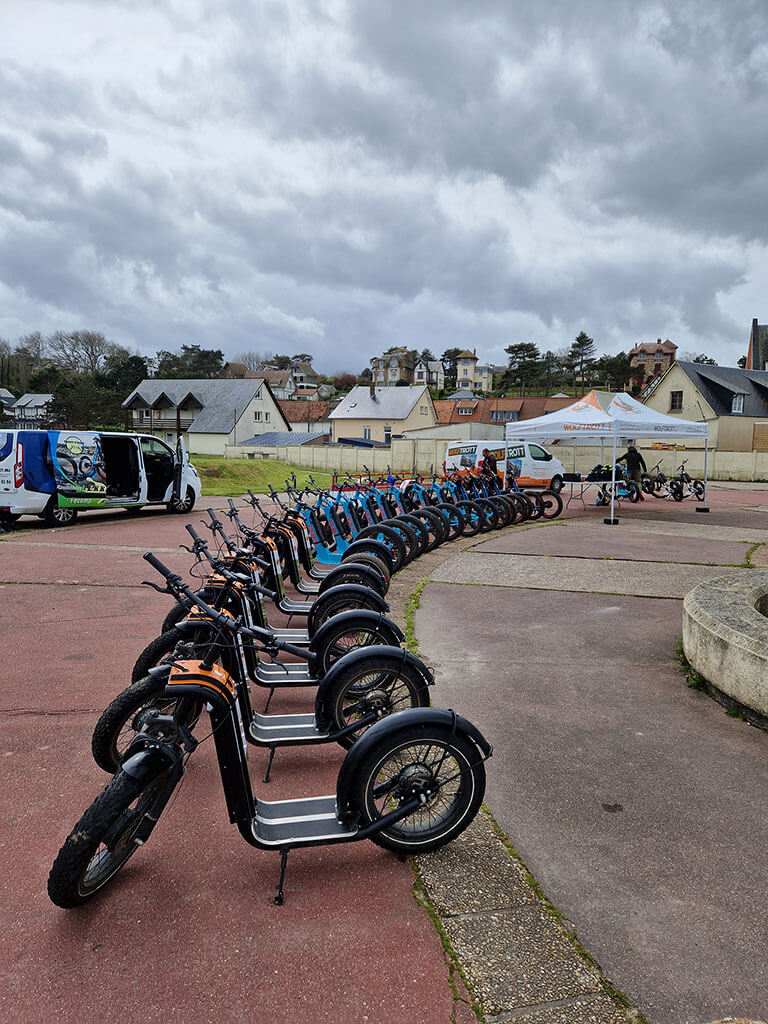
313 646 433 732
121 741 184 782
335 708 492 821
308 609 404 655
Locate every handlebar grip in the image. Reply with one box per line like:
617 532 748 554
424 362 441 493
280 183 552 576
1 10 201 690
143 551 173 578
185 523 204 543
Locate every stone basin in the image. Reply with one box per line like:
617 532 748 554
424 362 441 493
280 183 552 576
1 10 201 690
683 571 768 718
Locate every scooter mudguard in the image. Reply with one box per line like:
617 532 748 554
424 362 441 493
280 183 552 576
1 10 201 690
342 539 395 575
316 561 388 597
120 742 184 782
313 646 433 733
335 707 492 821
308 609 404 655
307 583 388 635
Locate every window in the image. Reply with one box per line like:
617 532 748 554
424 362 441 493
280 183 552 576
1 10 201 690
141 408 150 420
458 407 473 416
462 368 469 376
420 405 427 414
265 411 270 422
254 411 262 421
363 426 371 440
732 394 745 413
669 391 683 411
529 444 549 460
384 427 391 443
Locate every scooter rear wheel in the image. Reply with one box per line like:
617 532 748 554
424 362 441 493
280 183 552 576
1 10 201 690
323 655 431 748
353 723 485 853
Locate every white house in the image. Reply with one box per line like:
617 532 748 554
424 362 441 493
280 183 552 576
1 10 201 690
413 359 445 390
11 393 53 426
123 378 290 455
329 385 436 443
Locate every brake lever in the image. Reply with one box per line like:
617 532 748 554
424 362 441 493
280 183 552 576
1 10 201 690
141 580 172 595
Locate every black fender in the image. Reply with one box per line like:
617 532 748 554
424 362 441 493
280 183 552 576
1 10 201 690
335 707 493 821
121 740 184 782
307 583 388 634
342 538 395 575
316 561 388 597
308 609 404 654
313 645 433 732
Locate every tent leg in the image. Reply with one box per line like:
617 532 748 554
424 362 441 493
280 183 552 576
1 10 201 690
696 443 710 512
604 437 619 525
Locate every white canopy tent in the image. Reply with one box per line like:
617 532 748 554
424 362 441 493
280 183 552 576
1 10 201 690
504 390 709 522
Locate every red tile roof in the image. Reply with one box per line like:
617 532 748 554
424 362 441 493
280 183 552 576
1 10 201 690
279 400 331 423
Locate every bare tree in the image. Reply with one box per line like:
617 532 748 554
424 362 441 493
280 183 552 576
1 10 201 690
48 330 127 374
233 351 272 371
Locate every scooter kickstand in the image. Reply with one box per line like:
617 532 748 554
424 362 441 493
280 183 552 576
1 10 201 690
274 848 290 906
262 687 275 713
263 744 277 783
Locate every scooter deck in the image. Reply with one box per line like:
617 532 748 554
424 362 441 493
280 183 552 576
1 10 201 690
250 711 327 745
252 794 356 844
268 627 311 645
279 597 314 614
254 662 313 683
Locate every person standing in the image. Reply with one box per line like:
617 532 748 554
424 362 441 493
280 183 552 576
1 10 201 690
617 445 646 500
481 448 498 478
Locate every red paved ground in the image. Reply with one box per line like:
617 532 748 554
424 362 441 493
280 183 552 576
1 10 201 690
0 505 454 1024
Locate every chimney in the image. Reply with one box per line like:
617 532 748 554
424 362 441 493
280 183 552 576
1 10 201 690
369 379 376 400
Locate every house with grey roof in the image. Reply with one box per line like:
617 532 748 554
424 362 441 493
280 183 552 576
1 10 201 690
329 385 436 443
643 360 768 451
12 393 53 426
413 359 445 391
0 388 16 419
122 378 290 455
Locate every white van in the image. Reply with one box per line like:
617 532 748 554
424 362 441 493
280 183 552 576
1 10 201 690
0 429 201 527
444 439 566 491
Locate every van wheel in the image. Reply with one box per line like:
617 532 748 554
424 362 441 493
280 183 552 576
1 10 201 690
167 488 195 514
549 475 563 493
43 499 77 527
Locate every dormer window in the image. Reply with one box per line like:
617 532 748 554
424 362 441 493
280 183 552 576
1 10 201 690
732 394 745 413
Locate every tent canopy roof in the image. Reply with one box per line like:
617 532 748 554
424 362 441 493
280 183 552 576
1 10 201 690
505 390 708 442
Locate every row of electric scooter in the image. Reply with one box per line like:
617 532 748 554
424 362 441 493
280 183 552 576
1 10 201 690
48 466 546 906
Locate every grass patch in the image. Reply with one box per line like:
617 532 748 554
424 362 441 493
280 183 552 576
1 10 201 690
742 541 762 568
676 636 704 689
190 455 333 498
404 577 430 656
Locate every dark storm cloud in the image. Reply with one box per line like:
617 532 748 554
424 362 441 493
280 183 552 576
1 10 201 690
0 0 765 368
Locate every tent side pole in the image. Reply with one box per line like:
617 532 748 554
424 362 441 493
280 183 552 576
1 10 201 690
606 436 619 524
697 433 710 512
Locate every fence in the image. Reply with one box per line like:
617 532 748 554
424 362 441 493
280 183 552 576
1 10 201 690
223 439 768 482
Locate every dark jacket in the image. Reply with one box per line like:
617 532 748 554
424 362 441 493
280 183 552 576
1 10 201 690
617 449 646 477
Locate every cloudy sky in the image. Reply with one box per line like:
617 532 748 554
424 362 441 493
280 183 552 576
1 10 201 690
2 0 767 373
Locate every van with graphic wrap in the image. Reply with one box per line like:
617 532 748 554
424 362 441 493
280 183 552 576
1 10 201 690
444 439 566 491
0 429 201 527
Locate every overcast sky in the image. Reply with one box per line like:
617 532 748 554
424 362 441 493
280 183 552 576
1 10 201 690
2 0 767 374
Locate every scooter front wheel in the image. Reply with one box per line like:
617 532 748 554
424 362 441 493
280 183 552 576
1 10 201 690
93 672 204 773
48 768 179 907
353 723 486 853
